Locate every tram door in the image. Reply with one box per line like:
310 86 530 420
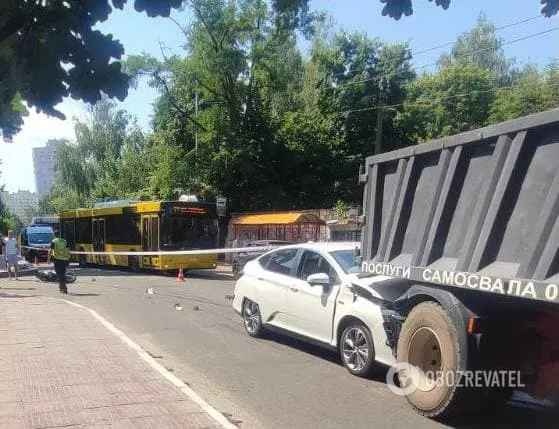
92 218 106 264
141 215 160 267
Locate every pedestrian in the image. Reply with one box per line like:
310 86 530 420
0 233 4 271
5 230 19 280
49 235 71 294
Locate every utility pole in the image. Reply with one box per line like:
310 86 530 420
374 106 384 155
194 84 199 156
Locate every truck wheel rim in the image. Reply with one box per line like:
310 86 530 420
244 301 260 333
407 327 442 392
342 327 369 371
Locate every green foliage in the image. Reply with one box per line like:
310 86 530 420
379 0 558 20
51 100 150 210
438 14 512 83
334 200 349 220
0 168 18 234
0 0 184 140
42 4 559 215
489 63 559 122
397 64 495 141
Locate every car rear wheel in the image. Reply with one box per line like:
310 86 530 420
242 299 263 337
340 322 376 377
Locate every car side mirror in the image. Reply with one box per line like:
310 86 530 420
306 273 330 286
353 247 362 267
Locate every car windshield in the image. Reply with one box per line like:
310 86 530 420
29 232 54 244
330 249 361 274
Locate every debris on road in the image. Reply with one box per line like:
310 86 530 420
175 303 183 311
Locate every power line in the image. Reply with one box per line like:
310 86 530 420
327 14 546 81
414 27 559 72
412 14 543 56
337 26 559 88
339 81 559 115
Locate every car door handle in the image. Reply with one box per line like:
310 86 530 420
289 287 299 292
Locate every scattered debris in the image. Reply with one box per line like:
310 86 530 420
174 303 183 311
166 367 174 372
146 350 163 359
224 294 235 302
192 305 200 311
146 287 155 295
221 412 243 427
91 278 96 282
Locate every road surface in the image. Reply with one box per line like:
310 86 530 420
1 267 556 428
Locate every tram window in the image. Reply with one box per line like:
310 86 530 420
106 215 140 245
77 219 92 243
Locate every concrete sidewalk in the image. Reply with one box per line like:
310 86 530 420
0 292 231 428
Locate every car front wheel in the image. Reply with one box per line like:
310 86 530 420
242 299 263 337
340 322 376 377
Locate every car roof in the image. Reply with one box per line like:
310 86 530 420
27 226 54 233
275 241 360 253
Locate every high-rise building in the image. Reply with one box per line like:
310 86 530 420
0 190 39 224
32 139 64 197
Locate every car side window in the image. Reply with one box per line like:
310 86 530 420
264 249 299 277
298 251 339 284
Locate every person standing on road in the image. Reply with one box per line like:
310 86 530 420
5 230 19 280
49 235 70 294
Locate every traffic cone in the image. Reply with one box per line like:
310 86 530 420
177 267 185 282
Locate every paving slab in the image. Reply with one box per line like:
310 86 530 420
0 295 230 429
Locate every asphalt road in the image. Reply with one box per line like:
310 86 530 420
1 267 557 429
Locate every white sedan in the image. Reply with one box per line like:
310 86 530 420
232 242 409 376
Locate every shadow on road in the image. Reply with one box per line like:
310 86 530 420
71 267 148 277
0 292 37 299
182 270 234 281
261 329 343 366
260 329 558 428
67 292 100 297
447 405 558 428
68 266 235 282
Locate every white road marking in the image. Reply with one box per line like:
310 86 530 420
63 299 238 429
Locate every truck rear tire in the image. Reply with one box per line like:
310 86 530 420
396 301 468 419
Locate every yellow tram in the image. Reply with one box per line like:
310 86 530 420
59 201 219 271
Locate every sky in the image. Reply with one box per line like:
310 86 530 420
1 0 557 193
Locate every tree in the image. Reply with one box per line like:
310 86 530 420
438 14 512 83
0 0 184 140
128 0 322 211
489 62 559 123
397 64 495 141
0 168 18 234
50 99 150 210
378 0 558 20
0 0 316 141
